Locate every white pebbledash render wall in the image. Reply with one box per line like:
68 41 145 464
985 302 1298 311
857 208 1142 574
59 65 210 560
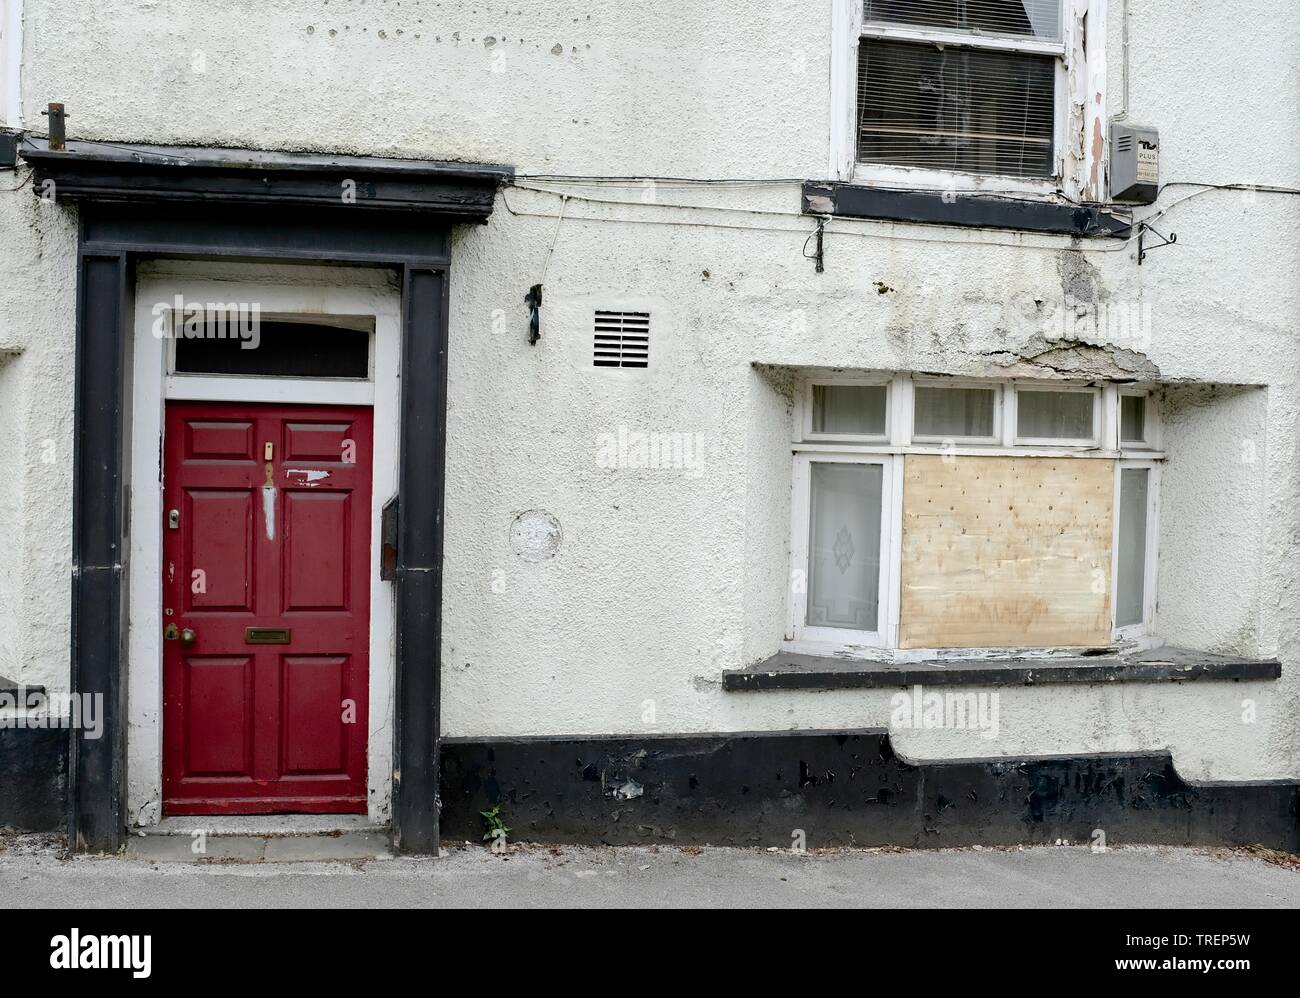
0 3 1297 785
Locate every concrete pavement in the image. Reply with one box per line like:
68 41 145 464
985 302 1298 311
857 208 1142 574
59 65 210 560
1 834 1297 907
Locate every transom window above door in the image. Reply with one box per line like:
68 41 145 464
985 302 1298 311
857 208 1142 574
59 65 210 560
165 311 374 381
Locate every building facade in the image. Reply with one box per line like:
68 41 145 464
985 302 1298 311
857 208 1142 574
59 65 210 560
0 1 1297 852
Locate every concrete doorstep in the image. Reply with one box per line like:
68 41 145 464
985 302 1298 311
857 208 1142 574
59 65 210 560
125 823 393 864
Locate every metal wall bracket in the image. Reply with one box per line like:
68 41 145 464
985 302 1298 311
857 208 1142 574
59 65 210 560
1137 221 1177 265
525 284 542 345
804 216 826 273
40 103 68 151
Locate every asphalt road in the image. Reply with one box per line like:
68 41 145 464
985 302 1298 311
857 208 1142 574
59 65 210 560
2 837 1297 908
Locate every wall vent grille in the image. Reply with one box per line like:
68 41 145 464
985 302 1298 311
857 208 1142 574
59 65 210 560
593 311 650 369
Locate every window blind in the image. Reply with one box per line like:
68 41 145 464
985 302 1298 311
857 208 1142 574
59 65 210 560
864 0 1062 40
857 39 1055 177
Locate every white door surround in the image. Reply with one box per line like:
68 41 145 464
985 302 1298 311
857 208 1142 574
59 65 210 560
126 262 402 827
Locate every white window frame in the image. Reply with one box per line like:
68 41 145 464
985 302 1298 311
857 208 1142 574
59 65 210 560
163 309 377 405
829 0 1107 201
789 373 1166 659
796 376 1159 458
800 373 893 443
910 376 1003 445
1111 459 1160 639
1010 382 1102 447
788 451 901 651
1118 387 1160 451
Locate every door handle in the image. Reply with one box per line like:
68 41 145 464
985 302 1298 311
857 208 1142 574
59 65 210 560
180 628 196 645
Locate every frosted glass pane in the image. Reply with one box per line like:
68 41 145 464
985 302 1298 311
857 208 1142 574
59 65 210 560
1116 468 1149 627
807 463 883 631
812 385 887 435
1120 395 1146 443
1017 390 1094 439
914 386 996 437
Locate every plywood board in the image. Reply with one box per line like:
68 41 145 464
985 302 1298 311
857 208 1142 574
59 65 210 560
899 455 1114 649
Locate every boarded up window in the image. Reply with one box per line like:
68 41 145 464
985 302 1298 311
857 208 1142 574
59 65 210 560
898 455 1114 648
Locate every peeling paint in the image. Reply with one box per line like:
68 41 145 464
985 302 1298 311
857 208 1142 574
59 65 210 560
1089 114 1104 196
261 485 276 542
285 468 330 487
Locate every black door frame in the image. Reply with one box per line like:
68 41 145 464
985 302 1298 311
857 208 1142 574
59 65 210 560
23 138 511 853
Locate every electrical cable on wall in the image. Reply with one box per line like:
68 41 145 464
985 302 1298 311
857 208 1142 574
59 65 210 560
524 192 568 345
502 176 1300 263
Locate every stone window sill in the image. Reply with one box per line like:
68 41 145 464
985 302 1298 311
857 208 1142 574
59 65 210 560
722 647 1281 692
802 181 1132 239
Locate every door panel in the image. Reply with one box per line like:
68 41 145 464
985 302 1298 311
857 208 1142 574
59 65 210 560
281 655 350 774
185 419 255 460
162 401 372 815
283 491 351 611
182 656 254 777
186 491 255 611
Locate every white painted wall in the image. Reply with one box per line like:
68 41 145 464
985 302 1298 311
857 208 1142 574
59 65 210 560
0 1 1297 784
0 180 75 698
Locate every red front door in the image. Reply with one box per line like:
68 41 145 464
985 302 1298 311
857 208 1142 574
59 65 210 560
162 401 372 815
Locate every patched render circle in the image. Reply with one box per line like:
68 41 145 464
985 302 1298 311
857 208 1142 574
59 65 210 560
510 509 562 562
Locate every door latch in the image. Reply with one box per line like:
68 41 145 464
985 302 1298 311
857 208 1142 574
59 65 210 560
164 623 196 644
167 509 179 530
